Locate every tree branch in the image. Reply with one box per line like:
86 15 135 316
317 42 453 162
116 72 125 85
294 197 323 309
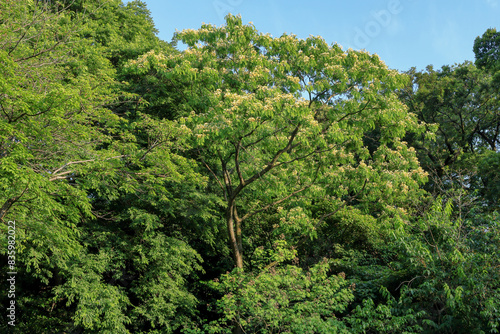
200 156 226 201
234 125 301 198
240 183 312 222
242 125 287 149
335 100 371 124
50 155 127 180
51 159 96 175
0 184 29 223
48 170 74 181
235 139 245 187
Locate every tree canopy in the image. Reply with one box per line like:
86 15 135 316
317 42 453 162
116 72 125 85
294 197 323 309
0 2 498 333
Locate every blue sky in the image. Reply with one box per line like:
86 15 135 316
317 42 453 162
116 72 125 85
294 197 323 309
128 0 499 72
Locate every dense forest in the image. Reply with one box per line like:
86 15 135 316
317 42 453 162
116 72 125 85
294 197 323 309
1 1 499 333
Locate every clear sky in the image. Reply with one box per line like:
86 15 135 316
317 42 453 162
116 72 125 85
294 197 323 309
127 0 499 72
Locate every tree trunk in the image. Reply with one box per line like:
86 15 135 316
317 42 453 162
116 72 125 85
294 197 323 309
227 200 243 269
227 201 244 333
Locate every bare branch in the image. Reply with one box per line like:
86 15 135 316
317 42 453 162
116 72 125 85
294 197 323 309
51 159 96 175
48 170 74 181
50 155 127 179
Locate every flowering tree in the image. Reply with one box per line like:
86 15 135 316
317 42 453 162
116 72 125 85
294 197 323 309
126 15 427 271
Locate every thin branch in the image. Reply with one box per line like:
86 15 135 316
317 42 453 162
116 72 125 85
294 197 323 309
335 100 371 124
243 122 287 148
0 102 12 122
48 170 74 181
10 97 57 123
272 147 330 169
240 183 312 222
235 139 245 187
15 40 63 63
51 159 96 175
242 125 286 149
138 140 162 162
0 184 29 223
220 151 233 199
396 276 421 290
242 119 267 139
50 155 127 178
200 157 226 201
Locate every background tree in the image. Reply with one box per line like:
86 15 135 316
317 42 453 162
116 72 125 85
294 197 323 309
474 28 500 73
0 1 203 332
401 62 500 211
393 199 500 333
394 28 500 333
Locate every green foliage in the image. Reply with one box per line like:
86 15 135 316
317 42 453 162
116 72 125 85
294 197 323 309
0 0 119 280
125 14 428 275
474 28 500 72
391 60 500 328
394 199 500 333
401 62 500 209
478 151 500 208
1 3 498 333
0 1 203 332
346 287 425 334
200 261 354 334
72 0 170 67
